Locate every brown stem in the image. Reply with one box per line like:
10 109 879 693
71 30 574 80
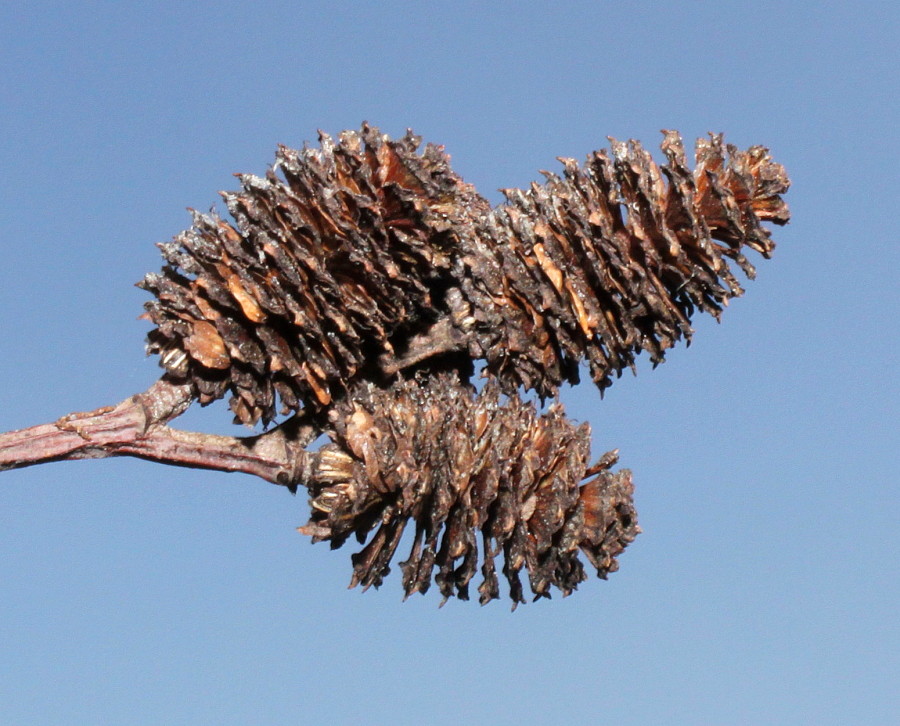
0 378 322 490
379 318 468 376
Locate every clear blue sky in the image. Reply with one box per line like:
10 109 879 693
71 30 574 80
1 2 897 724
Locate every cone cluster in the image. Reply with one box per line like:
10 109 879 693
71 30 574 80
137 125 789 603
301 374 638 605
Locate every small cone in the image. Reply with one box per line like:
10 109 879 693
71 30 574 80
300 374 639 605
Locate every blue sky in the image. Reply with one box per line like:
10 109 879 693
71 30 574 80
0 1 897 723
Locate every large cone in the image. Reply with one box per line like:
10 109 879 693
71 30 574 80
139 125 789 425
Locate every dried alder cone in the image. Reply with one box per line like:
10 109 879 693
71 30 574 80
140 124 790 425
1 124 790 605
140 126 490 426
302 374 638 605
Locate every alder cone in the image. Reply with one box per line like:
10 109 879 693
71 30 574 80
300 374 638 605
140 124 488 425
457 132 791 395
139 125 790 425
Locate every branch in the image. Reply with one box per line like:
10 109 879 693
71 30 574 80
0 378 322 490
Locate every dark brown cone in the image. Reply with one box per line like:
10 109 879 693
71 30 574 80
139 125 789 425
139 124 488 425
451 132 791 396
298 374 639 606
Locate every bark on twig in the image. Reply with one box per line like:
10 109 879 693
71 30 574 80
0 378 320 489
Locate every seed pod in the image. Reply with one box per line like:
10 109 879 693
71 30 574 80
300 374 639 606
